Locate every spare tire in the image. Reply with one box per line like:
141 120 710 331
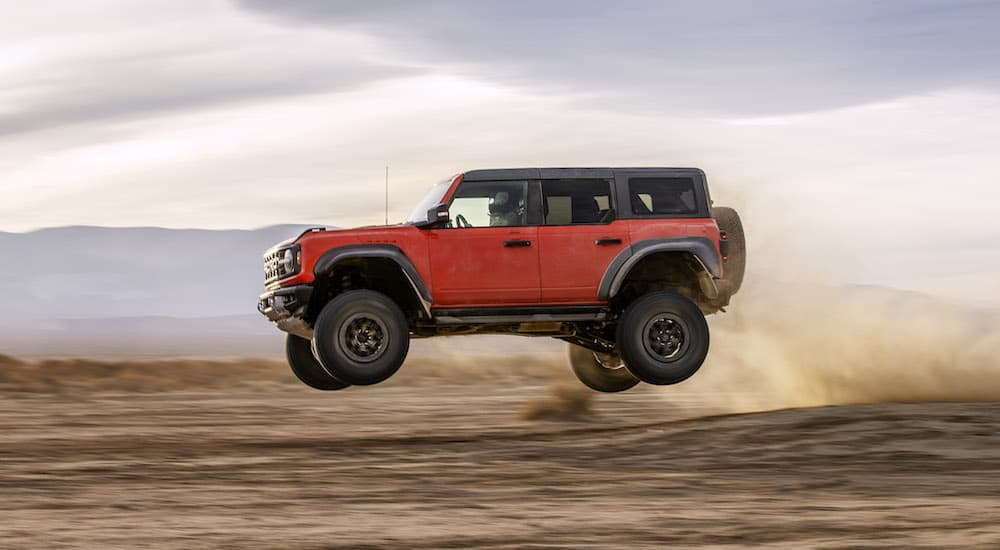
712 206 746 294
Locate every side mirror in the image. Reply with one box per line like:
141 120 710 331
426 204 450 225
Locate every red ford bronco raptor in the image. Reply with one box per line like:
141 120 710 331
259 168 745 392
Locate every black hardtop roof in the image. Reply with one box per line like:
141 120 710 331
462 167 706 181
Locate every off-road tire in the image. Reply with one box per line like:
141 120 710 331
712 206 746 294
617 292 709 385
285 334 350 391
568 344 640 393
313 290 410 386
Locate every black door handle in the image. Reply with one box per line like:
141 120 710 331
504 240 532 247
596 238 622 245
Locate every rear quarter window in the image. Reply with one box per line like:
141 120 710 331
627 177 698 217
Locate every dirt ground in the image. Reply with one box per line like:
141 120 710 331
2 355 999 549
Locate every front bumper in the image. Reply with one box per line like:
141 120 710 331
258 284 314 339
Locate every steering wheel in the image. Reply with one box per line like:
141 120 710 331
455 214 472 228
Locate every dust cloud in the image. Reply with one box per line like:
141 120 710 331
684 281 1000 412
519 383 594 421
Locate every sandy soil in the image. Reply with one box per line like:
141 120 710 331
2 356 999 549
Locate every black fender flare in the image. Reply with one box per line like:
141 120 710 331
598 238 722 301
313 245 432 315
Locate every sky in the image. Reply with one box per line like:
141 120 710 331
2 0 1000 305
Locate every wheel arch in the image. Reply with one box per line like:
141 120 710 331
310 245 432 321
598 238 722 308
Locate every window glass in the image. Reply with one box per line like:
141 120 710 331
541 179 613 225
405 178 453 224
449 181 527 227
628 177 697 216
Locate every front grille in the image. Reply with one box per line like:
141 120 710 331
263 246 298 285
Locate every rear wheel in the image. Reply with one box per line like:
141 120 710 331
568 344 640 393
712 206 746 294
285 334 350 391
617 292 709 385
312 290 410 386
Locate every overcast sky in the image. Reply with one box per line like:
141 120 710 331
2 0 999 305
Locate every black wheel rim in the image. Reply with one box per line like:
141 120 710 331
340 313 389 363
642 313 690 363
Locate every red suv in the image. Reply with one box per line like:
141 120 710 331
259 168 745 392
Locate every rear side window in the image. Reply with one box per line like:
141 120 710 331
541 179 613 225
628 177 698 217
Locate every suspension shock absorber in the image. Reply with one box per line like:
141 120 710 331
340 270 353 293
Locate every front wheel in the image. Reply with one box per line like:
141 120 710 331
312 290 410 386
568 344 640 393
285 334 350 391
617 292 709 385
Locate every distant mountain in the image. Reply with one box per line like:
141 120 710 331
0 225 316 319
2 225 994 359
0 224 563 358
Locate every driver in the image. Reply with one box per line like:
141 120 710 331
488 191 521 226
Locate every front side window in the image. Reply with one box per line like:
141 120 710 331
541 179 613 225
628 177 697 216
448 180 527 227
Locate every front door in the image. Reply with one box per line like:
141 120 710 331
536 177 630 303
427 179 540 307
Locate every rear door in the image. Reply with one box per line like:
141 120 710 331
426 179 541 307
537 176 630 304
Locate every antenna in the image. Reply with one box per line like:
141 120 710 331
384 165 389 225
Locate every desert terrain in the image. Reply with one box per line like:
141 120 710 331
3 349 1000 549
3 284 1000 548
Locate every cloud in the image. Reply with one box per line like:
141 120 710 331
238 0 1000 114
0 1 420 137
0 57 403 137
1 1 999 308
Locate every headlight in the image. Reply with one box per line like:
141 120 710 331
279 248 295 270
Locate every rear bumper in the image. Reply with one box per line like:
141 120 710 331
257 285 314 339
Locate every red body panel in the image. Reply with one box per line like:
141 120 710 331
426 226 540 307
537 221 630 303
273 173 723 308
276 225 433 290
625 218 723 277
440 173 464 203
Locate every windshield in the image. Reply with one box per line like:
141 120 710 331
404 177 453 224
